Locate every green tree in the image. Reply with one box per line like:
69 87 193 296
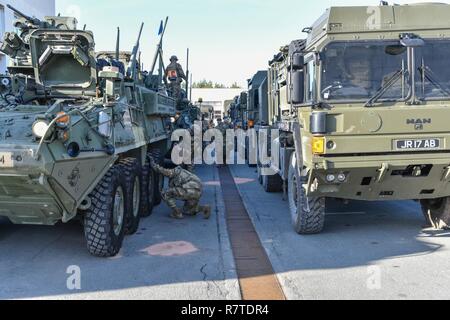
192 80 241 89
192 79 214 88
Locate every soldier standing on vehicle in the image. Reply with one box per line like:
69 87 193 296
149 157 211 220
165 55 187 101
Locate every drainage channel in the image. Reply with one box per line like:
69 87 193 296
218 166 285 301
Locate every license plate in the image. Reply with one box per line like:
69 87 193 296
0 152 13 168
395 139 441 151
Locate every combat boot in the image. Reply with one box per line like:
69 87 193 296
201 205 211 220
170 208 184 220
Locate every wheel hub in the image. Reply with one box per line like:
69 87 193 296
113 186 125 236
132 179 140 218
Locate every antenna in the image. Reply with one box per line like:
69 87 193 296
185 48 190 96
128 22 145 81
138 51 142 72
189 73 193 101
115 27 120 60
150 16 169 75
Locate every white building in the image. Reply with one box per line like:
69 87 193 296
191 88 243 120
0 0 56 73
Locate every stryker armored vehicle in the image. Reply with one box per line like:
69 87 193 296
0 6 175 256
257 3 450 234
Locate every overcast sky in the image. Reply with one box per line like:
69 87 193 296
56 0 442 87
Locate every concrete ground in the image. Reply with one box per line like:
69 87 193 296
0 165 240 300
230 165 450 300
2 164 450 300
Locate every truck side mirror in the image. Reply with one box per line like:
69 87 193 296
292 53 304 71
291 70 304 104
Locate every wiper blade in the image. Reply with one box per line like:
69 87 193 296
364 69 405 107
419 65 450 97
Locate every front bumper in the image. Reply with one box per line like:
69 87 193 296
309 152 450 201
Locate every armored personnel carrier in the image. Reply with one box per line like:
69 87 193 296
0 6 175 257
257 3 450 233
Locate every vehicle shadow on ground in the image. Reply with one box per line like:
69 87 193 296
0 165 237 300
230 165 445 272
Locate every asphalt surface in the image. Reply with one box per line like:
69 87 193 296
0 165 240 300
230 165 450 300
2 164 450 300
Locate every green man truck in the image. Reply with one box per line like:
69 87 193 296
257 3 450 234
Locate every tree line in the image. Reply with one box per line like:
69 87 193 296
192 80 241 89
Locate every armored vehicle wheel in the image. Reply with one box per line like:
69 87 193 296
420 198 450 229
84 165 128 257
118 158 142 235
141 154 156 218
288 153 325 234
154 174 164 206
262 171 283 193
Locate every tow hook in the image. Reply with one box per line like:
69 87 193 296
412 166 422 177
377 163 390 183
442 166 450 182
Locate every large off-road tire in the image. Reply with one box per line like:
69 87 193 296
288 153 325 234
84 165 128 257
118 158 142 235
140 154 156 218
262 169 283 193
420 198 450 229
148 150 163 206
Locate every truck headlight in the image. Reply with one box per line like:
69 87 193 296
55 112 70 128
32 120 50 139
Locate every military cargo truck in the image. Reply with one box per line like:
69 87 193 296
258 3 450 234
230 92 247 129
0 6 175 256
247 71 268 129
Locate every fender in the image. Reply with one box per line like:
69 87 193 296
292 122 304 175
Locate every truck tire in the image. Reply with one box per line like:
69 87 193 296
118 158 142 235
84 165 128 257
148 150 163 206
140 154 156 218
262 170 283 193
420 198 450 229
288 153 325 234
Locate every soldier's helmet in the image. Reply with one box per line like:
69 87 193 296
170 55 179 62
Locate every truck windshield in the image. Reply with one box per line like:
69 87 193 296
416 41 450 100
321 42 408 102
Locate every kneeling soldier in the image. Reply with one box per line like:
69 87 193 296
149 157 211 220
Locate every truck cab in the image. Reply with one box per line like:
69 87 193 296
265 3 450 234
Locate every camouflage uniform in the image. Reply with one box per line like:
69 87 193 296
165 56 187 102
151 162 211 220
